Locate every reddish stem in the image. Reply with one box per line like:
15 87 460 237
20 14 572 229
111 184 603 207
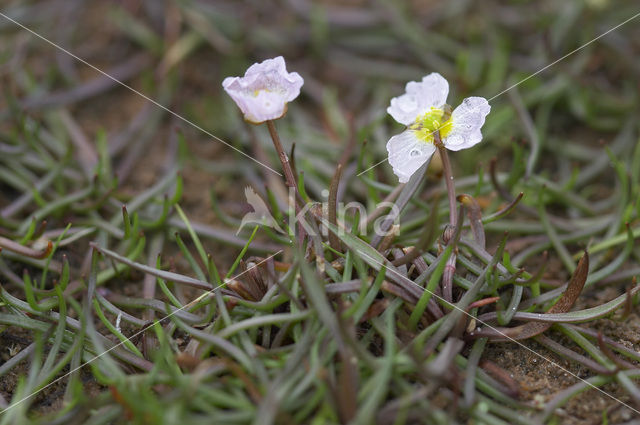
265 120 305 242
266 120 299 194
435 132 458 302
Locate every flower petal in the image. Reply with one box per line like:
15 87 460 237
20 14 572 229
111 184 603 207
245 91 289 123
415 73 449 109
387 72 449 125
245 56 286 76
386 130 436 183
222 57 304 124
387 93 421 126
443 96 490 151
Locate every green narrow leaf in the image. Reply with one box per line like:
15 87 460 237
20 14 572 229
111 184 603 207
225 225 259 278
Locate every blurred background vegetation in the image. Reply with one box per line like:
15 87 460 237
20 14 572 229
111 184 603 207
0 0 640 424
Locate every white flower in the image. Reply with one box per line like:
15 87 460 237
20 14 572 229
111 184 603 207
222 56 304 124
386 73 491 183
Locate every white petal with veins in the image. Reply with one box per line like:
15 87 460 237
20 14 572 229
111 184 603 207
443 97 490 150
387 72 449 125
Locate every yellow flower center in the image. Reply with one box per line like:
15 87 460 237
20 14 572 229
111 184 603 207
253 89 267 97
408 106 453 144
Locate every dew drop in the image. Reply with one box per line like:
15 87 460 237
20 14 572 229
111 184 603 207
410 149 421 157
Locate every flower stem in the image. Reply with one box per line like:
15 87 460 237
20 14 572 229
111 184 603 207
266 120 299 195
266 120 305 241
435 132 458 302
435 136 457 228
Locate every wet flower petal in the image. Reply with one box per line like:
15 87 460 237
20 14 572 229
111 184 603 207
443 97 491 151
386 130 436 183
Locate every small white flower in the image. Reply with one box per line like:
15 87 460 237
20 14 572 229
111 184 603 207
386 73 491 183
222 56 304 124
